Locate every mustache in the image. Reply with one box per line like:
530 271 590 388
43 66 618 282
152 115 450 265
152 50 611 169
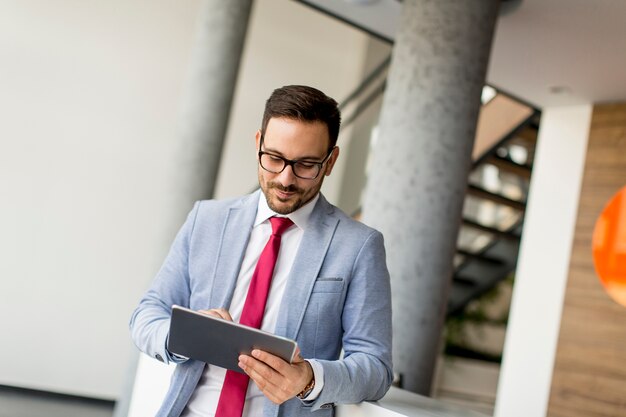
268 182 302 194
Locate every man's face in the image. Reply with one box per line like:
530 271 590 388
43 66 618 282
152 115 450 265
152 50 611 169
256 117 339 215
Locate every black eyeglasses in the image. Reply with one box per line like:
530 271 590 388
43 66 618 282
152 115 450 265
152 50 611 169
258 135 335 180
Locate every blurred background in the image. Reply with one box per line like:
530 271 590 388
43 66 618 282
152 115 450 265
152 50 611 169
1 1 626 417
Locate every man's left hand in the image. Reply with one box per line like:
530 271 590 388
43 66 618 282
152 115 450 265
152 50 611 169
238 348 313 404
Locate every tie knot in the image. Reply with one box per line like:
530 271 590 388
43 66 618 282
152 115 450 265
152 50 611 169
269 216 294 236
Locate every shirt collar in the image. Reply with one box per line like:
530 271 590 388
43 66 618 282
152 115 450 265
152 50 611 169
255 191 320 231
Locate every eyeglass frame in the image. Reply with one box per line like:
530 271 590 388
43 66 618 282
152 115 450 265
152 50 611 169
257 134 336 180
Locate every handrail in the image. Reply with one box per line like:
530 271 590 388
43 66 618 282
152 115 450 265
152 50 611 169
343 79 386 126
339 55 391 111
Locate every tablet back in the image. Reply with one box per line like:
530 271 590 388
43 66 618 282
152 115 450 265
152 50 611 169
167 306 297 373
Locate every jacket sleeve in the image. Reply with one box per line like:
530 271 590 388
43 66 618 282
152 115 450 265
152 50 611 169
310 230 393 410
129 202 200 365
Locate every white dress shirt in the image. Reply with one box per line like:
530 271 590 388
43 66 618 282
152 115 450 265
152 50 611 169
181 192 324 417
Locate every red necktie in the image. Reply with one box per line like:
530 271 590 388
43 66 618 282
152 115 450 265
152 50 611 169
215 216 294 417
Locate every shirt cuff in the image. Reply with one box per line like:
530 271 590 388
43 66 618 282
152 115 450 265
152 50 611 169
300 359 324 401
165 334 188 363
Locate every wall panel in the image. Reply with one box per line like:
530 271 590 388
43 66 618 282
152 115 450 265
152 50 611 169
548 103 626 416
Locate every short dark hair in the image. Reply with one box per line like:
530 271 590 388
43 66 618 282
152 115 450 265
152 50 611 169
261 85 341 149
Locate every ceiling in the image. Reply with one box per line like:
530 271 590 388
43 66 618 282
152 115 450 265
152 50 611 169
298 0 626 108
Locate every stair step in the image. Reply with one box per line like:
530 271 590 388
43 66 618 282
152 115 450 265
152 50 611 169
462 218 521 240
484 155 532 179
466 184 526 211
457 249 504 265
509 125 538 149
453 275 477 286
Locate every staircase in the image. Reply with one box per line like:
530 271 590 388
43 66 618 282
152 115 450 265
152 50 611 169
338 74 539 414
339 55 540 318
448 96 539 315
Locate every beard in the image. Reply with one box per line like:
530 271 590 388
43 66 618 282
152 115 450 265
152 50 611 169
264 182 305 214
260 178 322 215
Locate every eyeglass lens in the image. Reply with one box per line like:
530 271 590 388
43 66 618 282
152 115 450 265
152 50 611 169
259 153 321 179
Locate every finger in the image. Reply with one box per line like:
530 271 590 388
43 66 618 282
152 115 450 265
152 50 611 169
214 308 233 321
245 352 304 397
240 354 278 383
197 308 232 321
293 346 304 362
240 356 281 391
239 356 289 404
251 349 290 373
197 309 221 319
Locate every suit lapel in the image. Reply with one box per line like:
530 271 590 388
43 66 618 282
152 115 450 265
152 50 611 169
209 191 259 309
275 195 339 340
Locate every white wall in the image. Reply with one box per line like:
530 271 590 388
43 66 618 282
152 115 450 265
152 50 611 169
0 0 370 402
494 105 592 417
128 354 174 417
0 0 203 399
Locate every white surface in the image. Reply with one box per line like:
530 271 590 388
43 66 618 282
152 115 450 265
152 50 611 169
488 0 626 107
0 0 202 399
337 387 489 417
128 354 175 417
494 105 592 417
299 0 401 41
296 0 626 107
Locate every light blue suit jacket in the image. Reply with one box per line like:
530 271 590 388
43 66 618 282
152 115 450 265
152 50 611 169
130 191 392 417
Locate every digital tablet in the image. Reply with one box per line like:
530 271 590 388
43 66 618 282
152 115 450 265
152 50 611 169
167 305 298 373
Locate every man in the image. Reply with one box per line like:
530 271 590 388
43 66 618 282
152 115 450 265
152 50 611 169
130 85 392 417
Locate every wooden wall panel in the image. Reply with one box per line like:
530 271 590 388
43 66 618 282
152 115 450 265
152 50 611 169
547 103 626 417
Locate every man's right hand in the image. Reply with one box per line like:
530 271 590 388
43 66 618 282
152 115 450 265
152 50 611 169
198 308 233 322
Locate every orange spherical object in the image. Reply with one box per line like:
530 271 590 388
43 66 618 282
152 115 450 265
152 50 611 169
592 186 626 308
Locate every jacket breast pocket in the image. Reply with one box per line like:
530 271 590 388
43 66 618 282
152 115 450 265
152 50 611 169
301 277 345 358
311 277 344 293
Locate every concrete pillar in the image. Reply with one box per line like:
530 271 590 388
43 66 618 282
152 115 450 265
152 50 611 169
361 0 500 395
173 0 253 202
113 2 252 416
